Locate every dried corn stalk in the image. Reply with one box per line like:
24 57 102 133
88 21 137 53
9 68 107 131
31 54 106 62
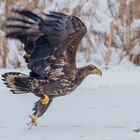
1 37 9 68
105 22 114 65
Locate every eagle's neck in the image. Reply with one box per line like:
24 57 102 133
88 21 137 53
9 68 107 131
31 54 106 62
77 66 92 82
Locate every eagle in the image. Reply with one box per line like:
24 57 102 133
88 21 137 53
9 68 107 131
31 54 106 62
2 9 102 128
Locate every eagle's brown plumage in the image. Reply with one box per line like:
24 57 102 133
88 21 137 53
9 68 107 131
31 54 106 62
2 9 102 128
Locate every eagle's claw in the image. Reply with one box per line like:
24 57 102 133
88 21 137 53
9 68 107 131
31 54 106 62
27 115 38 129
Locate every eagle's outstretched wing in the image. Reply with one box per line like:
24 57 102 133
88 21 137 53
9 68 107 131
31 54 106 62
6 10 87 79
66 16 87 70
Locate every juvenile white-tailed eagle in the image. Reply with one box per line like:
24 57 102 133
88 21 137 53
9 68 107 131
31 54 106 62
2 10 102 128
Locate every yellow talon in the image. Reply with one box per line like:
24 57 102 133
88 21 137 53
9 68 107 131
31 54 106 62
27 115 38 129
41 95 49 105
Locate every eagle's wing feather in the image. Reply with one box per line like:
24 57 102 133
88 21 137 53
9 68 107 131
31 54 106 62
66 16 87 70
5 10 86 78
6 10 74 78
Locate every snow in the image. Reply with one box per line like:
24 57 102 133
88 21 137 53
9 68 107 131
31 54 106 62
131 42 140 55
0 64 140 140
131 19 140 28
1 0 140 139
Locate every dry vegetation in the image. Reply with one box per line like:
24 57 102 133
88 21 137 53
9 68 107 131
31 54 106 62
0 0 140 68
107 0 140 65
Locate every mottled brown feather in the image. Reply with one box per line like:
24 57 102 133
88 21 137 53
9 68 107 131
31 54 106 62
3 10 101 123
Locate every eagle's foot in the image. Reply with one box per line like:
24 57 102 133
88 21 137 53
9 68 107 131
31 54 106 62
27 115 38 129
41 95 49 105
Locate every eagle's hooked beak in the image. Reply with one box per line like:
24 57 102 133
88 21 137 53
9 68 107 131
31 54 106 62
92 68 102 76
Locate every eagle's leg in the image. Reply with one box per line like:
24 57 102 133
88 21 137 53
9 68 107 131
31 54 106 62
27 97 53 129
41 95 49 105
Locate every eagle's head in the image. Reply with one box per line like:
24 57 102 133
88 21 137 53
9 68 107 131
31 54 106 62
86 65 102 76
78 64 102 79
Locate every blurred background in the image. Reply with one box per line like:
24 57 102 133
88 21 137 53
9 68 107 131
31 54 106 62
1 1 140 139
0 0 140 68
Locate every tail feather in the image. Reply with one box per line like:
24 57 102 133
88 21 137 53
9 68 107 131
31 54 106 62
2 72 30 94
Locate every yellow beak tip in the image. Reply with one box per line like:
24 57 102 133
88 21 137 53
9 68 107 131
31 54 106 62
93 69 102 76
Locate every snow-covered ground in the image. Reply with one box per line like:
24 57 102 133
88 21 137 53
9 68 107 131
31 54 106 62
0 65 140 140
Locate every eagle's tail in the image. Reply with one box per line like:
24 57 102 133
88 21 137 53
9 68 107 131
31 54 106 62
2 72 31 94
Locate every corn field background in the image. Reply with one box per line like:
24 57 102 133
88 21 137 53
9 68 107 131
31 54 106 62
1 0 140 68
